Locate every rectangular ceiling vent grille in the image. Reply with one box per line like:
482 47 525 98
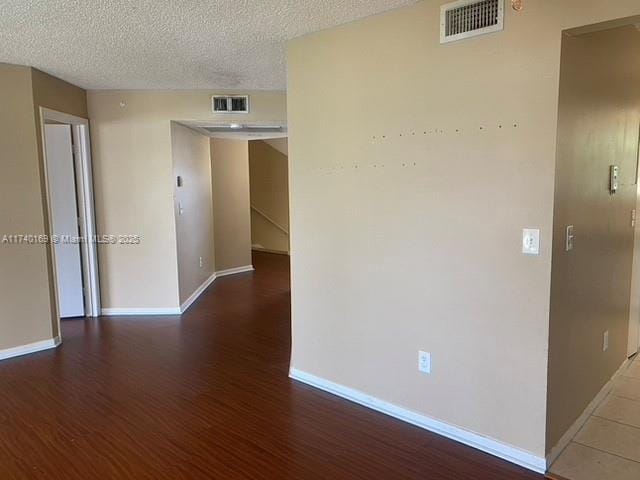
212 95 250 113
440 0 504 44
202 125 284 133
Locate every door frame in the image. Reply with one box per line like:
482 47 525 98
632 124 640 358
39 107 100 322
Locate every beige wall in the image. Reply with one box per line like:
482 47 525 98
32 69 88 119
87 90 285 309
264 138 288 156
0 65 87 350
249 140 289 253
546 26 640 451
0 65 51 350
287 0 640 459
211 138 252 271
171 123 215 305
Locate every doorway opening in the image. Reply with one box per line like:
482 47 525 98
546 17 640 478
248 138 290 256
170 121 290 312
40 108 100 329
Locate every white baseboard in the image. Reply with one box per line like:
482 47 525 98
546 357 631 468
101 307 182 316
180 273 217 313
0 336 62 361
101 267 253 316
290 368 546 474
216 265 254 277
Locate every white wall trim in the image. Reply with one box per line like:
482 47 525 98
101 308 182 316
0 336 62 361
180 273 217 313
290 368 546 474
216 265 255 277
252 246 289 256
546 357 631 468
250 204 289 235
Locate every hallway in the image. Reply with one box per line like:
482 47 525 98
0 252 541 479
550 355 640 480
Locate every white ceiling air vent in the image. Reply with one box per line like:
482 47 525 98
440 0 504 44
212 95 250 114
202 125 284 134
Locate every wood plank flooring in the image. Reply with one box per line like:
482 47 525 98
0 252 544 479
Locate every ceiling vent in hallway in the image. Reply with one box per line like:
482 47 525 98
212 95 250 113
201 124 284 134
440 0 504 44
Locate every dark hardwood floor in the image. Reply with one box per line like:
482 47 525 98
0 252 544 479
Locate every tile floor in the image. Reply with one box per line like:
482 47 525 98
549 355 640 480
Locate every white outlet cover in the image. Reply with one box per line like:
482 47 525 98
418 351 431 374
603 330 609 352
522 228 540 255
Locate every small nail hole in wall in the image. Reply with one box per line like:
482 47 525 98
423 131 427 134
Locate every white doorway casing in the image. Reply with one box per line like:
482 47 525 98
629 176 640 357
39 108 100 324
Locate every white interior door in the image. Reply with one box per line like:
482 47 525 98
45 124 85 318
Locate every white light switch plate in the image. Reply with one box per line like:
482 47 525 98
522 229 540 255
566 225 574 252
418 351 431 374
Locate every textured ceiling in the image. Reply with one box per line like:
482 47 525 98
0 0 416 90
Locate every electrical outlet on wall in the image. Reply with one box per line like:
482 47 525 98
522 229 540 255
199 257 203 268
603 330 609 352
418 351 431 374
